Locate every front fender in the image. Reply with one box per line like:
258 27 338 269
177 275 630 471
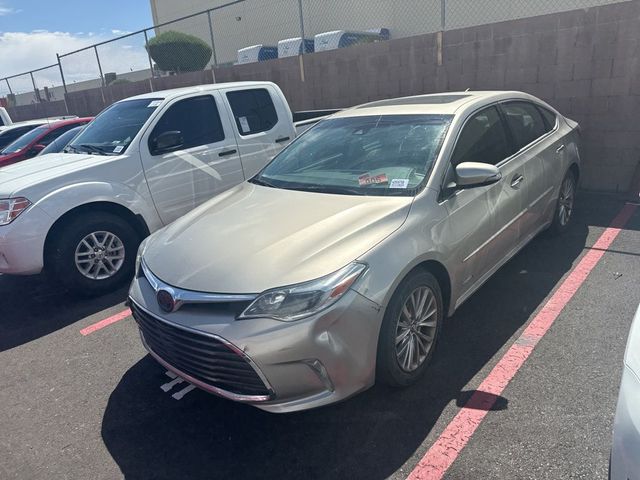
35 181 163 233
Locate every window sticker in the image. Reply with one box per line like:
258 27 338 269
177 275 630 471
389 178 409 189
113 145 124 153
239 116 250 133
147 100 163 108
358 173 388 186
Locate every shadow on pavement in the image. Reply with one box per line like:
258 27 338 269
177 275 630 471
94 194 626 479
0 274 128 352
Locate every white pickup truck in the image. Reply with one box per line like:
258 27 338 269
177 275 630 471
0 81 319 294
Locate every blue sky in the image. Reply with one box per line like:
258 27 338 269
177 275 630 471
0 0 154 93
0 0 153 35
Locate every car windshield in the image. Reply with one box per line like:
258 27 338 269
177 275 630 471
40 126 83 155
252 114 452 196
1 125 48 154
66 98 161 155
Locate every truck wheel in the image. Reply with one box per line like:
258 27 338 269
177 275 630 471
549 169 577 236
376 270 443 387
48 212 140 295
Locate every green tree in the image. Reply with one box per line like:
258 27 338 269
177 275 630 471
147 30 213 73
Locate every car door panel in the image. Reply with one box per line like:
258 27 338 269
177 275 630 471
500 101 555 239
443 105 527 301
222 85 295 178
140 93 243 226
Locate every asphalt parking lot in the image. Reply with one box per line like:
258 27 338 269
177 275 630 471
1 192 639 480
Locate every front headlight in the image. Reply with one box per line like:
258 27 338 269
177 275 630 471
0 197 31 226
135 236 150 277
238 262 368 321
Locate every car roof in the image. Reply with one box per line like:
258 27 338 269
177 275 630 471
332 91 549 118
43 117 93 130
119 82 276 102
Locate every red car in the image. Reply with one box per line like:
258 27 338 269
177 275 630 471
0 117 93 167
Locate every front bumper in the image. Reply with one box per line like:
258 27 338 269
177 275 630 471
610 366 640 480
0 204 51 275
129 269 383 413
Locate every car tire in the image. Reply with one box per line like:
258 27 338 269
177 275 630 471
376 269 443 387
47 212 140 296
549 169 577 235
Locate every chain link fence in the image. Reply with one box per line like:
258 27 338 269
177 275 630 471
0 0 631 108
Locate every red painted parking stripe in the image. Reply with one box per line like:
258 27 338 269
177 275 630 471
408 203 638 480
80 308 131 336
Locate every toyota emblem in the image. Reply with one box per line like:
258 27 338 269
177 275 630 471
157 289 176 313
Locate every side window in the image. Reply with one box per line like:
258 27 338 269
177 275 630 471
226 88 278 135
451 106 512 166
537 106 558 132
149 95 224 155
501 101 547 151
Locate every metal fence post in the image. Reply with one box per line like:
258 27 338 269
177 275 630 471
298 0 306 47
207 10 218 84
5 78 13 95
56 54 68 95
207 10 218 67
144 30 155 78
297 0 306 83
94 46 105 87
29 71 40 104
441 0 446 31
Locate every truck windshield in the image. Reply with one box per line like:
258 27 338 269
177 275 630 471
66 98 161 155
252 114 452 196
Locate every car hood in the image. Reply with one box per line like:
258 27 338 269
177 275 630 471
143 182 413 293
0 153 119 197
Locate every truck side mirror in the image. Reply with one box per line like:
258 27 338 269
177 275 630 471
150 131 183 155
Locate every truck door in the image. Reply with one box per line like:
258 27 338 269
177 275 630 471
140 93 243 225
222 85 296 178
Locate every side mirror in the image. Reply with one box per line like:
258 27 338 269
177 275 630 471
452 162 502 189
151 130 183 155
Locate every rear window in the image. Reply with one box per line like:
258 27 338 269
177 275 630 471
226 88 278 135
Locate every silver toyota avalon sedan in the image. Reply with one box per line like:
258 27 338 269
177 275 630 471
128 91 581 413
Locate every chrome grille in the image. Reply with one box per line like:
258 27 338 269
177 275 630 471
130 300 271 398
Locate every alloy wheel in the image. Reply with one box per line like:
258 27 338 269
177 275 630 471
74 231 125 280
558 176 575 226
395 286 438 372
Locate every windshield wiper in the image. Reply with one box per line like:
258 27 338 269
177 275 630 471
63 145 82 154
249 177 279 188
75 144 116 156
287 184 366 196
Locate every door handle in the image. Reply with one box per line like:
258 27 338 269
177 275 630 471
556 144 565 153
510 174 524 189
218 149 237 157
275 136 290 143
